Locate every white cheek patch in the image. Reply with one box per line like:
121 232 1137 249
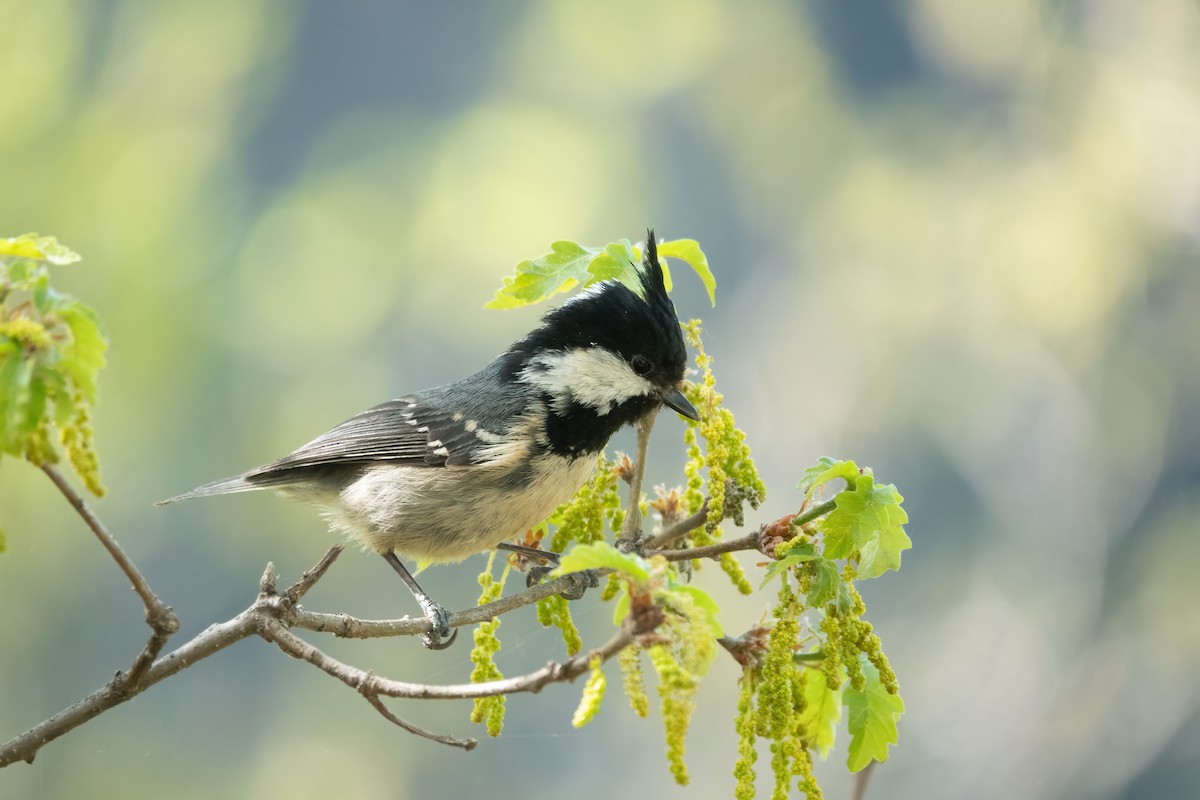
522 347 656 415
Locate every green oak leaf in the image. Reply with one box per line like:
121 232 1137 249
485 240 598 309
845 660 904 772
821 474 910 577
668 583 723 637
799 665 843 759
759 548 820 588
657 238 715 306
555 540 650 584
56 301 108 403
486 236 716 309
586 239 640 288
799 457 861 502
0 233 80 266
806 558 841 608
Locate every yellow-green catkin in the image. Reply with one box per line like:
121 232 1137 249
769 739 791 800
549 453 620 551
536 594 582 655
794 743 822 799
0 317 52 350
680 320 766 527
838 582 899 695
469 555 509 736
571 658 606 728
733 671 758 800
678 321 761 595
61 392 105 497
23 414 58 466
649 644 698 786
600 572 622 601
757 579 801 738
619 644 650 717
720 552 753 595
670 589 716 677
820 614 847 692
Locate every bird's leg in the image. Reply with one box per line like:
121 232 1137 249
495 542 598 600
381 551 457 650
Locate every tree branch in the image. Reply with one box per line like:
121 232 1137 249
644 501 709 550
0 604 260 767
852 760 878 800
360 691 477 751
616 409 658 551
41 465 178 637
40 464 180 696
292 566 610 639
649 530 762 562
6 460 833 769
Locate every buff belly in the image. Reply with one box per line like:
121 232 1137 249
306 455 596 562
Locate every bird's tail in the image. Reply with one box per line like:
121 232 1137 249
156 475 263 506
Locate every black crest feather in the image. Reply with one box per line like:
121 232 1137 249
502 229 686 382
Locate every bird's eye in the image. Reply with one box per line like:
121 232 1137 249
630 354 652 376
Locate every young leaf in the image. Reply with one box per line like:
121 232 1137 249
56 302 108 403
0 237 43 260
798 666 843 759
555 540 650 583
487 235 717 310
586 239 640 289
821 474 910 575
611 585 631 627
759 550 821 588
669 584 723 637
0 351 21 451
33 235 82 266
484 240 597 309
657 239 716 306
0 233 81 265
806 558 841 608
845 660 904 772
799 457 861 502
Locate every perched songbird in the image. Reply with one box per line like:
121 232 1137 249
160 231 699 648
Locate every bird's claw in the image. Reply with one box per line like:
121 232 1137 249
524 563 598 599
526 563 554 588
559 567 599 600
419 601 457 650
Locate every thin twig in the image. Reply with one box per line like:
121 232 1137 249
852 760 877 800
293 566 614 639
267 619 636 700
359 691 477 750
41 465 178 635
649 530 762 562
286 545 343 602
794 498 838 528
0 608 260 767
644 501 709 550
41 464 179 694
616 409 658 551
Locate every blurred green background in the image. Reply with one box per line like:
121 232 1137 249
2 1 1199 798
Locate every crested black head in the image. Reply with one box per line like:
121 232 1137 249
505 230 699 457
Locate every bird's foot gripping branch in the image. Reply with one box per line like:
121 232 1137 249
0 233 910 800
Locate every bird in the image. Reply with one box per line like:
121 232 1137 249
159 230 699 649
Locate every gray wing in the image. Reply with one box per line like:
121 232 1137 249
158 362 533 505
247 396 487 478
157 396 488 505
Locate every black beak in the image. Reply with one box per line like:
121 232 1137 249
662 386 701 421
